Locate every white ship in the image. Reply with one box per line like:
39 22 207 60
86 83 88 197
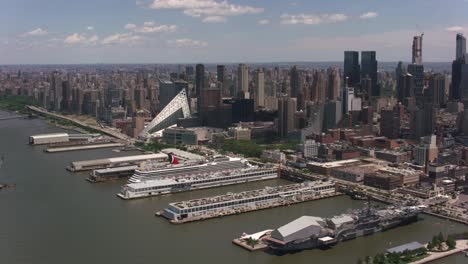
117 163 278 200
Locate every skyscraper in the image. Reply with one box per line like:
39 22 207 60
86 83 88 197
452 34 467 101
277 97 297 138
237 63 249 98
217 65 226 86
412 34 423 64
407 64 424 97
456 33 466 60
361 51 378 96
344 51 360 87
254 68 265 108
195 64 205 97
290 65 301 98
380 106 401 139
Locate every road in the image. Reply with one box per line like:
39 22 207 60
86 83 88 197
26 105 134 143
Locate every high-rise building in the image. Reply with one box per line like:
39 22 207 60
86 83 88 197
195 64 205 97
380 106 401 139
344 51 360 87
407 64 424 97
427 74 446 107
327 67 340 100
361 51 378 96
217 65 226 86
185 66 194 76
290 66 301 98
411 103 435 139
460 64 468 106
254 68 265 108
456 33 466 60
412 34 423 64
237 63 249 98
277 97 297 138
452 34 467 101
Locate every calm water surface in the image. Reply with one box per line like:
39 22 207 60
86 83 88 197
0 111 466 264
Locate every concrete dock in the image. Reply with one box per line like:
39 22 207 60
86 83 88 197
410 240 468 264
45 143 124 153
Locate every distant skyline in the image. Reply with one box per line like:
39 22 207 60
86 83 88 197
1 0 468 64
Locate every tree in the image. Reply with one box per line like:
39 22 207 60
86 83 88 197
446 235 456 250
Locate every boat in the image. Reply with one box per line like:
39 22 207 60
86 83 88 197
265 204 426 253
118 162 278 200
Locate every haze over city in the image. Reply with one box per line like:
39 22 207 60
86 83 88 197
2 0 468 64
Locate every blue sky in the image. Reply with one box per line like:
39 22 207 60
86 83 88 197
1 0 467 64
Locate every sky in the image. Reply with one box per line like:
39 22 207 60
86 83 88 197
1 0 468 64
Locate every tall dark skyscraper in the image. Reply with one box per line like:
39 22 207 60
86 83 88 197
217 65 225 85
412 34 423 64
344 51 360 87
290 65 300 98
361 51 378 96
452 34 467 101
407 64 424 97
456 33 466 60
195 64 205 114
195 64 205 97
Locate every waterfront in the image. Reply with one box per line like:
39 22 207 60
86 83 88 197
0 111 467 264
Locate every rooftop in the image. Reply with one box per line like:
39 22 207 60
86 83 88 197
386 241 424 254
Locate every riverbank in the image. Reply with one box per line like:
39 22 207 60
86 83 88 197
411 239 468 264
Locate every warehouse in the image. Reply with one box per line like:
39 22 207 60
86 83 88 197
29 133 69 145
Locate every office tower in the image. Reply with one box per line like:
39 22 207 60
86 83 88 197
407 64 424 97
411 103 435 139
159 80 187 111
237 63 249 98
427 74 446 107
380 106 401 139
290 66 301 98
311 70 327 103
456 33 466 60
412 34 423 64
461 64 468 106
397 73 414 104
50 73 62 111
195 64 205 97
323 100 342 132
452 34 467 101
344 51 360 87
327 67 340 100
216 65 226 86
254 68 265 108
185 66 194 76
361 51 378 96
344 87 362 113
277 97 297 138
361 76 372 99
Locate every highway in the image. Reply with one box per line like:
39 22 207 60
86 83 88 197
26 105 134 143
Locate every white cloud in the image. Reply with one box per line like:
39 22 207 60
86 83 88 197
125 23 137 30
148 0 263 21
280 13 348 25
87 26 94 30
101 33 143 45
258 19 270 25
202 16 226 23
125 21 177 33
22 28 48 37
173 38 208 48
64 33 99 45
446 26 464 32
360 12 378 19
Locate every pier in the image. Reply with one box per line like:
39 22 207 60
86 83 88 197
158 181 340 224
45 142 125 153
410 240 468 264
68 153 167 172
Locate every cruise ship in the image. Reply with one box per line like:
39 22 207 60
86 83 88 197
127 157 246 183
265 204 425 253
117 163 278 200
161 180 337 223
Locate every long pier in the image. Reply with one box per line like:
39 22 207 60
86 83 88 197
45 143 125 153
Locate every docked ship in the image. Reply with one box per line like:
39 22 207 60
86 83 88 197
265 204 425 253
127 156 245 183
117 161 278 200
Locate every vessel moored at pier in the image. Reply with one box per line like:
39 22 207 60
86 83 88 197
160 180 338 223
117 162 278 200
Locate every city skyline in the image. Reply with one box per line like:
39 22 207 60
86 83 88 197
1 0 468 64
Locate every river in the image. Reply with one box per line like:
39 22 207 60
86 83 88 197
0 111 466 264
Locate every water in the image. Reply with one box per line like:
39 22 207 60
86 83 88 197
0 111 466 264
